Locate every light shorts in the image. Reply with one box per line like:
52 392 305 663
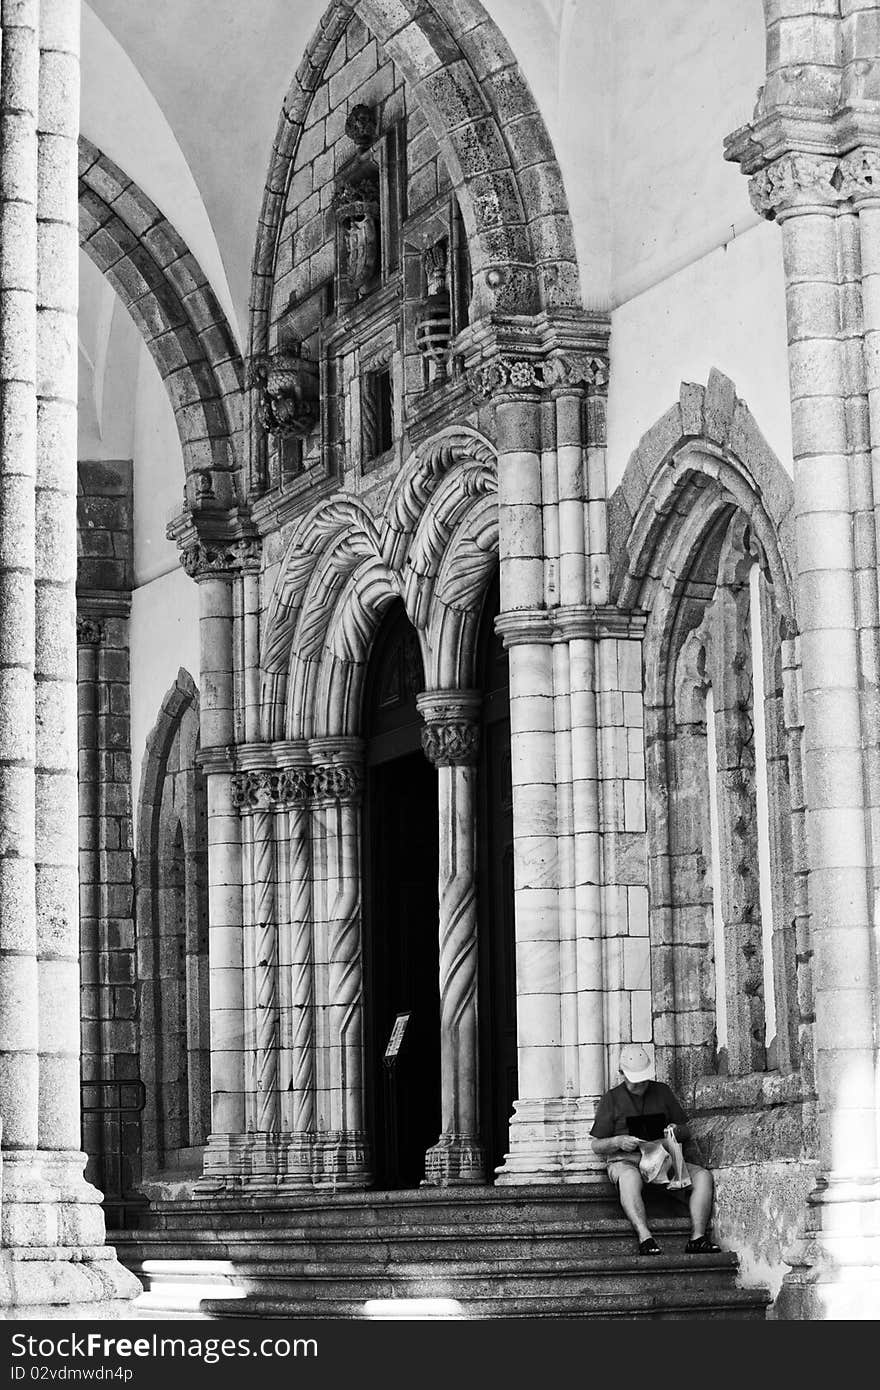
607 1159 707 1199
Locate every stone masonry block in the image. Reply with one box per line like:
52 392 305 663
702 367 737 445
329 42 378 108
419 61 489 131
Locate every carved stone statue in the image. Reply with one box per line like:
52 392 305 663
344 103 377 151
414 240 452 368
333 163 381 297
250 342 319 437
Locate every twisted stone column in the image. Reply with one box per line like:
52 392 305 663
250 775 280 1177
312 745 370 1187
419 692 485 1185
280 766 315 1186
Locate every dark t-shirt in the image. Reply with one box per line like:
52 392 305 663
590 1081 698 1166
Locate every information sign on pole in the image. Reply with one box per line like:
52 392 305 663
384 1011 411 1062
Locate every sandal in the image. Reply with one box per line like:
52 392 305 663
684 1234 721 1254
638 1236 662 1255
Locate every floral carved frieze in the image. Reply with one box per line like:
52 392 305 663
468 350 609 399
230 763 362 811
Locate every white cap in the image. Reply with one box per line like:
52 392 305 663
619 1044 654 1083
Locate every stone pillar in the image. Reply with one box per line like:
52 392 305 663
0 0 138 1314
726 138 880 1314
418 691 485 1186
184 548 247 1187
311 742 370 1187
467 343 610 1184
493 384 564 1178
0 3 40 1201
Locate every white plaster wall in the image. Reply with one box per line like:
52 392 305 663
606 222 792 489
609 0 764 306
130 567 200 840
81 1 240 346
133 345 187 588
78 252 140 459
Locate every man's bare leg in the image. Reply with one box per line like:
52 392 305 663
687 1165 714 1238
616 1166 653 1243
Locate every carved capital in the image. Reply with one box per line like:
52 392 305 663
421 721 480 767
418 690 481 766
838 147 880 205
276 765 311 806
311 763 364 803
748 152 842 219
181 537 259 581
76 616 103 645
230 769 279 812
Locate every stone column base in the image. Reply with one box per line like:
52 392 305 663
280 1132 317 1189
313 1130 372 1188
0 1154 141 1316
246 1133 284 1190
0 1246 142 1319
193 1133 255 1191
424 1133 487 1186
773 1176 880 1319
494 1097 608 1185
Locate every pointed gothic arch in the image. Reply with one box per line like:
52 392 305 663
609 373 809 1126
135 670 210 1175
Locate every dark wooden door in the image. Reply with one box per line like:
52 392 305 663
477 575 518 1176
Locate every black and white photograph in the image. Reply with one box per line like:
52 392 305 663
0 0 876 1361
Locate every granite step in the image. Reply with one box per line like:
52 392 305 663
112 1185 769 1321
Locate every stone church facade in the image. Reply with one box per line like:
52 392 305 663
0 0 879 1319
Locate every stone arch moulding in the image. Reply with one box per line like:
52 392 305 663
610 371 807 1102
79 137 245 508
608 369 796 623
260 425 498 740
250 0 582 462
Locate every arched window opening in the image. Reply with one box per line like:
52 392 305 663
650 509 797 1094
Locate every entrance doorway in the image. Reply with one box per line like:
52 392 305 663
477 573 518 1176
362 603 440 1187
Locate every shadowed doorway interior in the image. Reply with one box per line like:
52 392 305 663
363 602 440 1187
477 572 517 1177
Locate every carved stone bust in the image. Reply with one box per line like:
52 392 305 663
344 103 377 151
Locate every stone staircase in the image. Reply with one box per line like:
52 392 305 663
109 1184 770 1320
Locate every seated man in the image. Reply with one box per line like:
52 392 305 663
590 1043 721 1256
